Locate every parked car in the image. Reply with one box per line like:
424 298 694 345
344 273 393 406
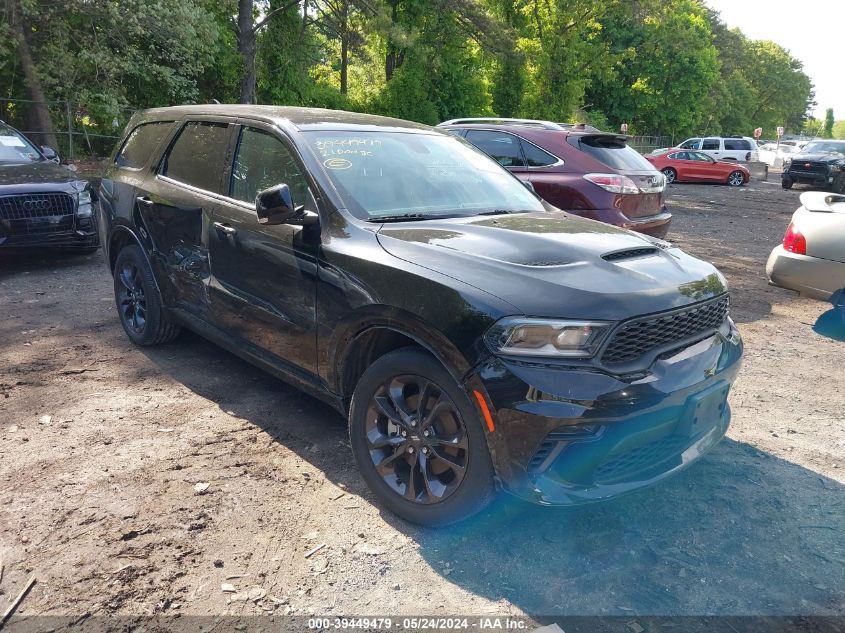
757 143 797 168
646 150 750 186
0 120 98 250
676 136 759 162
781 140 845 193
99 105 743 526
437 118 671 238
766 191 845 299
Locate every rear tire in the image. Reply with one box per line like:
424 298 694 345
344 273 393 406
348 348 495 526
113 245 181 346
661 168 677 184
727 171 745 187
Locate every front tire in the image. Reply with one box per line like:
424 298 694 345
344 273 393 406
782 178 794 190
727 170 745 187
349 348 495 526
113 245 181 346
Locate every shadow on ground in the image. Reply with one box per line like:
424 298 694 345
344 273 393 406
138 334 844 618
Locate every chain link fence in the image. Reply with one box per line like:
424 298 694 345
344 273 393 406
627 135 672 155
0 98 136 160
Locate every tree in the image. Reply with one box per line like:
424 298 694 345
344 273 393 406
237 0 302 103
824 108 834 139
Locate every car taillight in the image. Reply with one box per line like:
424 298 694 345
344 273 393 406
583 173 640 194
783 223 806 255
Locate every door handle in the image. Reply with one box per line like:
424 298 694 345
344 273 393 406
213 221 237 236
136 196 154 207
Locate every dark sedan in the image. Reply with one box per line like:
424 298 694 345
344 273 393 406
99 105 742 525
0 121 98 250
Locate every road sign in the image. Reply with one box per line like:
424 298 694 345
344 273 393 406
777 126 785 137
620 123 629 133
754 127 762 138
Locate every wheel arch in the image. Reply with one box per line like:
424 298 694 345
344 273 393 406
107 225 163 296
330 308 477 410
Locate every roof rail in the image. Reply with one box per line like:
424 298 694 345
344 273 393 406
437 117 567 130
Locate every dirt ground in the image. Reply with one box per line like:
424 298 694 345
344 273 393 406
0 177 843 624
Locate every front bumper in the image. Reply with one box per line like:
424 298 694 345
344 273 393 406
471 322 743 505
783 170 834 188
766 245 845 300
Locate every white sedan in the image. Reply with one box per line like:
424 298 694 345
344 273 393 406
767 191 845 299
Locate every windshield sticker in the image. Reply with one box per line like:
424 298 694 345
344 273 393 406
315 138 381 159
0 135 26 147
324 157 353 170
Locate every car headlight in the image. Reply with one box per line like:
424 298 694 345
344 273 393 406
485 317 611 358
76 189 93 217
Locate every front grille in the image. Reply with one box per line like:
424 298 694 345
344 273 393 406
789 162 829 176
0 193 75 236
601 295 729 365
593 435 688 484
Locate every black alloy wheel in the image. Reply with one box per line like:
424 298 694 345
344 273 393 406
112 245 181 346
349 348 495 525
365 375 468 504
117 260 147 334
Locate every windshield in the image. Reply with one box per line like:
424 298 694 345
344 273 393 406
0 123 43 164
302 131 544 220
802 141 845 156
569 135 657 171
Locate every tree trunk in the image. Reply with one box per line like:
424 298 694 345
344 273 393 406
12 8 58 149
385 0 400 81
238 0 257 104
340 2 349 95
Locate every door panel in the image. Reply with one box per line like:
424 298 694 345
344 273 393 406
208 124 320 376
138 119 234 317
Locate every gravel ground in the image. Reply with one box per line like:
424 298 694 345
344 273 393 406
0 179 843 623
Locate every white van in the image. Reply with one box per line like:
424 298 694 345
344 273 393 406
677 136 760 162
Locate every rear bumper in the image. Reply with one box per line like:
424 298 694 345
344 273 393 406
472 321 743 505
766 245 845 300
589 208 672 239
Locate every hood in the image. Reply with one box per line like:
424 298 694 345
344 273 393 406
790 152 845 164
376 212 727 320
0 161 82 188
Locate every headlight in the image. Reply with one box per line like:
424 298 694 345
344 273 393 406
485 317 611 358
76 189 93 217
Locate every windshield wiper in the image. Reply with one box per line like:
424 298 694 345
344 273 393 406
475 209 532 216
367 213 442 223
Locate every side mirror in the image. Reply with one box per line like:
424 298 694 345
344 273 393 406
41 146 60 163
255 183 318 227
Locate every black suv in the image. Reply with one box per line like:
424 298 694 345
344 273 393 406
782 140 845 192
99 105 743 525
0 121 98 250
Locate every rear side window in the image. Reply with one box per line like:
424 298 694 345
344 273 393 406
115 122 173 169
701 138 720 150
161 121 231 193
668 152 688 160
724 139 752 151
569 136 655 171
465 130 525 167
520 140 559 167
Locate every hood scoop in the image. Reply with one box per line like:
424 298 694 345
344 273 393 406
602 247 659 262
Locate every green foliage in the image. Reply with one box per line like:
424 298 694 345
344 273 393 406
1 0 818 140
833 120 845 140
824 108 835 139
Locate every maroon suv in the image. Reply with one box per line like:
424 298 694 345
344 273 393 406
437 118 671 238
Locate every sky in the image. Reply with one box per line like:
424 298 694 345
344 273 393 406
704 0 843 120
